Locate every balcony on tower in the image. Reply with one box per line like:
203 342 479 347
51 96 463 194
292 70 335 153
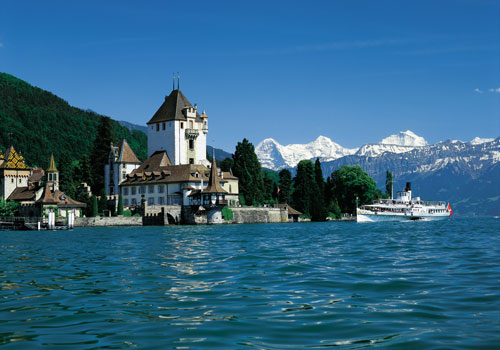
185 128 199 140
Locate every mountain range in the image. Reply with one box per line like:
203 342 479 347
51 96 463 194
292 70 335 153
255 131 500 216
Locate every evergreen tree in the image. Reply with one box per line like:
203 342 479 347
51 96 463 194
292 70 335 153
117 194 124 215
75 154 93 189
57 153 76 198
0 199 20 216
278 169 292 204
232 139 265 205
311 158 327 221
292 160 315 216
91 195 98 217
91 116 114 194
220 158 234 173
385 170 393 199
98 190 108 215
262 172 275 201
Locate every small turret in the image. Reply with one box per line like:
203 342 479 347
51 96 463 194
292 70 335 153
46 154 59 191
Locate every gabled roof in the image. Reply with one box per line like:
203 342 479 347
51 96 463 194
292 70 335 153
37 183 86 207
131 151 172 173
8 186 37 201
118 139 141 164
47 154 58 172
0 146 28 170
147 89 202 124
202 156 227 194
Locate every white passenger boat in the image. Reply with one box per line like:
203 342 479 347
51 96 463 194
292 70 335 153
356 182 452 222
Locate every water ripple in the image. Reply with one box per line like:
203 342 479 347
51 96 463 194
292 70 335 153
1 218 500 348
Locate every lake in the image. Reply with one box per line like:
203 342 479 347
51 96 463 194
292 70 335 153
1 218 499 349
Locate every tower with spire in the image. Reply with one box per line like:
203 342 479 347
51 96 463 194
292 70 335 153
146 78 209 166
46 154 59 191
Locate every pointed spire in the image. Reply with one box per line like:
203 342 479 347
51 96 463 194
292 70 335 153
172 72 175 91
202 150 227 194
47 154 58 172
177 72 180 90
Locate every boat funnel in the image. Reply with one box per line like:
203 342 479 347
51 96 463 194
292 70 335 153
405 182 411 192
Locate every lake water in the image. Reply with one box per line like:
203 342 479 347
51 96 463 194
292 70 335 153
1 218 499 349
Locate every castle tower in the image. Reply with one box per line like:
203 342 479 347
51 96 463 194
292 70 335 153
146 87 208 166
104 139 141 195
46 154 59 191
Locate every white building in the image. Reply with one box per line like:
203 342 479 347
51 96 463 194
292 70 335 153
104 139 141 195
147 89 209 166
0 146 30 200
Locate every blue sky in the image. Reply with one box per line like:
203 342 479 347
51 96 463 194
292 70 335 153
1 0 499 152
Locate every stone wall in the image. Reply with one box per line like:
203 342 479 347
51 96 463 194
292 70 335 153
231 207 287 224
75 216 142 227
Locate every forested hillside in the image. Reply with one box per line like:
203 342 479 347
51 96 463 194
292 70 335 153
0 72 147 167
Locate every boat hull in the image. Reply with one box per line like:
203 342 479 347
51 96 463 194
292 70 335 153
356 211 449 223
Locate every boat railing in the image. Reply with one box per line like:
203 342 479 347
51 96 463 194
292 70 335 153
372 199 446 207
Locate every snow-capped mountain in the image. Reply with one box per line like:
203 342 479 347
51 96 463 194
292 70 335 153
256 130 428 170
470 137 495 145
256 136 357 170
380 130 428 147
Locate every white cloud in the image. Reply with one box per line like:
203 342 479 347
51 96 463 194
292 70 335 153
474 88 483 93
488 88 500 93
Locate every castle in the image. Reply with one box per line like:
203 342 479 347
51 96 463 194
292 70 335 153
105 84 239 222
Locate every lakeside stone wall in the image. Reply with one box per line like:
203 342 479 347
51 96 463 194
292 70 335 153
75 216 142 227
231 207 287 224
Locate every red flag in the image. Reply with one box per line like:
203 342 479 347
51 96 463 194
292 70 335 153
447 203 453 216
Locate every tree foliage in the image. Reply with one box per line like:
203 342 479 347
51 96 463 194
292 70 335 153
232 139 265 205
326 165 378 215
0 199 19 217
292 160 316 217
0 72 147 188
278 169 292 204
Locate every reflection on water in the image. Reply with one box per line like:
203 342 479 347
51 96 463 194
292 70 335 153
1 219 500 349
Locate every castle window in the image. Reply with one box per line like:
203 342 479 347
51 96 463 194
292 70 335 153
159 197 165 205
181 122 184 129
148 185 154 193
11 178 14 183
131 187 137 195
189 139 194 150
156 123 160 131
123 187 128 195
148 197 154 205
230 185 232 193
19 178 22 184
162 122 166 130
124 199 129 206
158 185 164 193
189 120 193 129
189 158 194 164
131 198 137 205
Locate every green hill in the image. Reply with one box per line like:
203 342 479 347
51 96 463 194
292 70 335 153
0 72 147 167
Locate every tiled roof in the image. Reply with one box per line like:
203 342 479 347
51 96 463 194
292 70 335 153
147 89 202 124
273 203 302 216
37 183 86 208
7 187 37 201
118 139 141 164
202 156 227 194
29 168 45 183
1 146 28 170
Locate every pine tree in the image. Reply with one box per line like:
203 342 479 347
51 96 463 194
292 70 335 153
98 190 108 215
117 194 124 215
278 169 292 204
311 158 327 221
232 139 265 205
292 160 315 216
91 117 114 195
91 195 98 217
